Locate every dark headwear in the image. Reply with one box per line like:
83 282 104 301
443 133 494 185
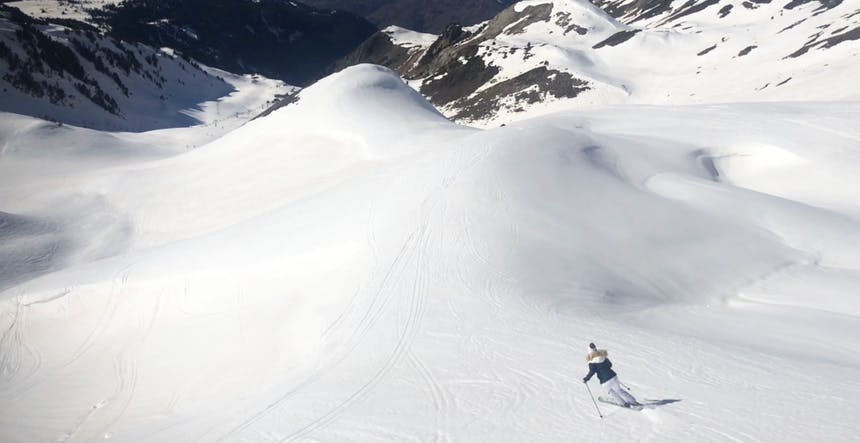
589 342 597 350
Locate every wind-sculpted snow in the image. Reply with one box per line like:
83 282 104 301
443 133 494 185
1 66 859 441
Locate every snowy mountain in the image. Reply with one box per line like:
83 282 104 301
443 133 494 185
0 5 285 131
92 0 377 85
2 63 860 442
343 0 860 125
299 0 517 33
5 0 379 85
2 0 860 441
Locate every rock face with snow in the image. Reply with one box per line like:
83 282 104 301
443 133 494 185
0 5 236 131
343 0 860 126
91 0 378 85
5 0 379 85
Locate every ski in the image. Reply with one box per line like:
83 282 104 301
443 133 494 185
597 396 644 411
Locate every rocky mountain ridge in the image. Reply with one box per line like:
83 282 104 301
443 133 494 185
340 0 860 126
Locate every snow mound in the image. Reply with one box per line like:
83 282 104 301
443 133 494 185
267 64 455 141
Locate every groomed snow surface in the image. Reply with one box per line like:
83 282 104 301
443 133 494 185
1 64 860 442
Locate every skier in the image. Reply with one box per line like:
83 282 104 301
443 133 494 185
582 342 640 407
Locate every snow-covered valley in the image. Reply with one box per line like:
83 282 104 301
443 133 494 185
2 0 860 441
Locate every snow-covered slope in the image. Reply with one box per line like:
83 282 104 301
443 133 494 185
2 64 859 441
346 0 860 125
0 5 284 131
4 0 122 26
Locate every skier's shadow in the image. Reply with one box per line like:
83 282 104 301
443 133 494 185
644 399 682 406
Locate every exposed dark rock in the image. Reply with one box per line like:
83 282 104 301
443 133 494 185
394 23 480 83
253 92 300 120
567 24 589 35
787 25 860 57
775 77 792 86
590 0 675 23
697 44 717 55
718 4 733 18
784 0 843 10
556 10 590 35
479 3 553 41
419 45 499 106
779 19 808 33
333 1 571 121
658 0 721 25
738 45 757 56
593 30 641 49
416 24 472 72
451 67 589 122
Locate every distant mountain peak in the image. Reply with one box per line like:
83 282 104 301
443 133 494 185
340 0 860 126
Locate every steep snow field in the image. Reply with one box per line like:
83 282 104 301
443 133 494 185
2 65 859 442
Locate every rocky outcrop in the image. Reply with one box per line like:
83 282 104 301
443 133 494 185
593 30 641 48
787 25 860 57
419 45 499 107
335 1 605 125
451 67 590 122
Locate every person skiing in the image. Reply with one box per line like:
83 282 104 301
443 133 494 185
582 342 640 407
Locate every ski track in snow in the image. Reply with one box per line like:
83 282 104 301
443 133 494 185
219 145 493 442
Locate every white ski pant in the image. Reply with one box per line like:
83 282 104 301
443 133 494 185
603 376 636 404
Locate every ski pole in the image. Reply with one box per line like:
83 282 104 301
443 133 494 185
583 381 603 419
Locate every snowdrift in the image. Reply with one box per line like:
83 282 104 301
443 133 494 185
1 65 859 441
